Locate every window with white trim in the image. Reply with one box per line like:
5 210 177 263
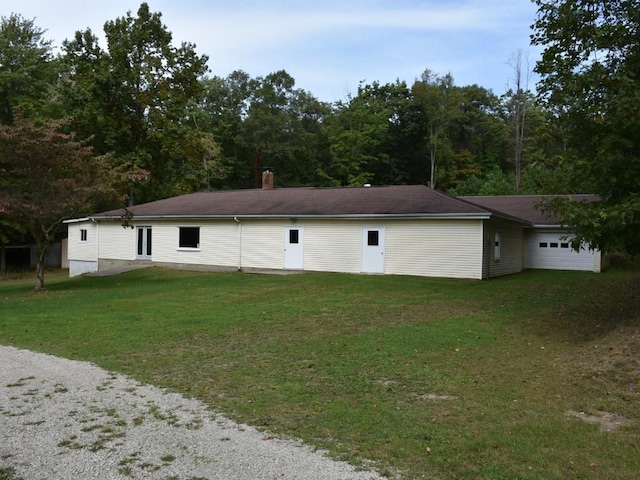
178 227 200 249
79 228 88 243
494 232 501 261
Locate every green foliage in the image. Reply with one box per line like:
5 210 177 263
198 70 332 189
544 194 640 253
243 70 332 187
412 70 461 189
0 13 57 124
532 0 640 253
448 168 517 196
1 3 597 208
326 82 396 186
449 162 597 196
59 2 211 203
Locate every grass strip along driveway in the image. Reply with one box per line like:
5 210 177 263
1 268 639 479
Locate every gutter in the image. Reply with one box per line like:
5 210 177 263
63 217 90 224
91 217 100 269
233 216 242 271
90 212 496 221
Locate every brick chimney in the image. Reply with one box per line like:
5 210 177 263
262 168 274 189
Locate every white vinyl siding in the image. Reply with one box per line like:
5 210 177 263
304 222 362 274
241 221 285 270
296 219 485 279
98 223 137 260
68 216 528 279
67 222 98 262
385 220 484 279
483 220 524 278
525 230 600 272
67 221 99 276
148 222 239 267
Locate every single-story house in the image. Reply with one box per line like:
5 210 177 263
64 179 600 280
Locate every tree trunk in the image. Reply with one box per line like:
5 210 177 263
34 245 46 291
429 142 438 189
0 243 6 277
128 187 135 207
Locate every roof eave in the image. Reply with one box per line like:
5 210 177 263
90 212 494 221
528 224 567 229
63 217 91 224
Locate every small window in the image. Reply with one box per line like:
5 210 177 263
368 230 379 246
79 229 88 242
561 243 569 249
494 232 501 261
178 227 200 249
289 229 299 244
550 242 558 248
539 242 548 248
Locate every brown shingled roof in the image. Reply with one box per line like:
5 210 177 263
459 194 598 225
95 185 499 219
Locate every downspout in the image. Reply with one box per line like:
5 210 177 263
90 217 99 273
487 236 491 280
234 217 242 271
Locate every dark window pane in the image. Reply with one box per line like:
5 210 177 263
550 242 558 248
137 229 144 256
146 228 152 255
368 230 379 246
179 227 199 248
561 243 569 248
289 229 299 244
539 242 548 248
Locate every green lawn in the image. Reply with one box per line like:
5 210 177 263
1 268 639 479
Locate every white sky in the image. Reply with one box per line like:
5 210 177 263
2 0 541 102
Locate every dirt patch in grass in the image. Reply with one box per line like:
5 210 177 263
566 410 631 432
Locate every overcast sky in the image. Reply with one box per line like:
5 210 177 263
3 0 541 102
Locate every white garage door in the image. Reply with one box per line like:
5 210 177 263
526 231 596 271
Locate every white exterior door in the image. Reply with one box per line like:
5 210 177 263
136 226 152 260
361 227 385 273
284 226 304 269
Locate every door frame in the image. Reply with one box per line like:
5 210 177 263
136 226 152 260
361 226 385 273
284 225 304 269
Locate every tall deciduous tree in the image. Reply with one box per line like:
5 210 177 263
60 3 211 204
242 70 331 187
199 70 331 188
198 72 252 188
532 0 640 253
0 13 56 124
445 84 507 189
0 117 124 290
412 70 460 189
326 82 396 186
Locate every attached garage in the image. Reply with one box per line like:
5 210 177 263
525 230 600 272
460 194 602 273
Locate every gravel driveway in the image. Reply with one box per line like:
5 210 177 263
0 346 384 480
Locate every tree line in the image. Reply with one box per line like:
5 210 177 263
1 1 638 288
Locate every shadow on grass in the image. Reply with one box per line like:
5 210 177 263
547 275 640 342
